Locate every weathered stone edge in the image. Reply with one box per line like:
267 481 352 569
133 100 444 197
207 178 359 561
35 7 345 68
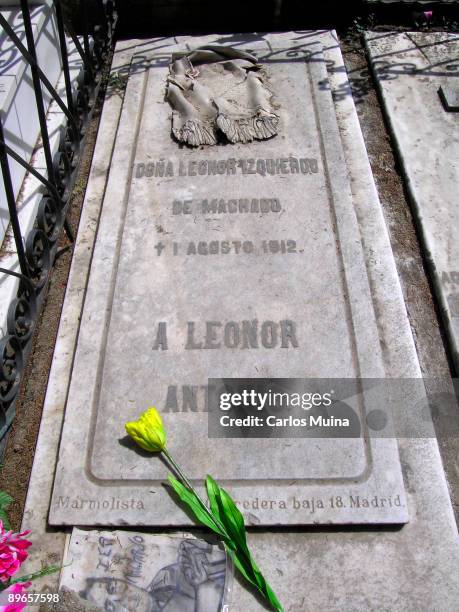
18 42 142 589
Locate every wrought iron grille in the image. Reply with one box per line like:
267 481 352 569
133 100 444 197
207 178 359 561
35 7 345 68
0 0 117 441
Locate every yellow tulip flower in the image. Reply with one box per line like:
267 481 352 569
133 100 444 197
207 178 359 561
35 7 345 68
125 407 166 452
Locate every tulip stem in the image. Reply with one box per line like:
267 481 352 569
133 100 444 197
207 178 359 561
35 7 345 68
162 448 229 537
162 448 197 495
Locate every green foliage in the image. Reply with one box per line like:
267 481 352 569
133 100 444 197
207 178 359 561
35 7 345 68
206 476 282 612
167 475 227 538
0 490 13 530
206 475 247 552
168 473 282 611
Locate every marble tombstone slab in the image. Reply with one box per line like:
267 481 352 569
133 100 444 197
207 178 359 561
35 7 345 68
49 45 408 525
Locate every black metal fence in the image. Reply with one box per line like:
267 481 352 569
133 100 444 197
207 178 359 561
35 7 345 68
0 0 117 441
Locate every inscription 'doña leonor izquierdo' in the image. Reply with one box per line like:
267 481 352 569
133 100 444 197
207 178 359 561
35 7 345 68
166 46 279 146
135 156 319 178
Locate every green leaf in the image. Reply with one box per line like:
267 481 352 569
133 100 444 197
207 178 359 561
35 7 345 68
167 475 227 538
0 509 10 530
0 490 12 530
205 475 221 518
219 486 247 544
230 550 283 612
264 581 284 612
0 490 12 510
206 477 283 611
228 548 257 586
230 540 264 591
207 477 249 555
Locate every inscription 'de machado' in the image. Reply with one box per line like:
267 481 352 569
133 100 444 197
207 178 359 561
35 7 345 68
50 48 407 526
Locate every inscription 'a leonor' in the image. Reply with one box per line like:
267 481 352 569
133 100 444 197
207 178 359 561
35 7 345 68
152 320 299 351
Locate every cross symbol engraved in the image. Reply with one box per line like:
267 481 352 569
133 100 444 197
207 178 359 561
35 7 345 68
154 242 165 255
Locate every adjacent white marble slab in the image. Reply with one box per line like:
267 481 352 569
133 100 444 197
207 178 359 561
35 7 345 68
365 31 459 372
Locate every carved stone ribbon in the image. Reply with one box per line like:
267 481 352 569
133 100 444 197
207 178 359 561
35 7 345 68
166 45 279 146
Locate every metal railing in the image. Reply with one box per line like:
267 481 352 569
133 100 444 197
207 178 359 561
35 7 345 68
0 0 117 440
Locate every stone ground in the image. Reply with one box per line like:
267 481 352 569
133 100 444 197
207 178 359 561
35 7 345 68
0 30 458 532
